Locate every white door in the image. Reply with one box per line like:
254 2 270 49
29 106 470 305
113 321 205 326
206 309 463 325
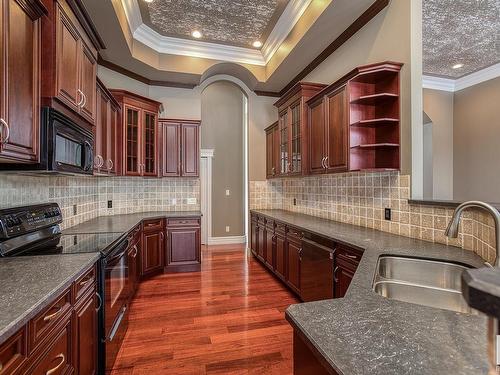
200 157 208 244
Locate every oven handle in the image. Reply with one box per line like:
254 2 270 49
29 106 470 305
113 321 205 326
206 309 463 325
106 304 127 343
83 141 94 172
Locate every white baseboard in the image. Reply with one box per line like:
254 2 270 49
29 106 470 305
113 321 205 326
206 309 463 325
207 235 247 245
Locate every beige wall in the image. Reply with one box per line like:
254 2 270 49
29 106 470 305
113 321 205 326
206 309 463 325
304 0 413 174
201 81 245 237
454 77 500 203
422 89 454 200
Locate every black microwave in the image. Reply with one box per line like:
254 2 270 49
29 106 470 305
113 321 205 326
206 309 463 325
0 108 94 175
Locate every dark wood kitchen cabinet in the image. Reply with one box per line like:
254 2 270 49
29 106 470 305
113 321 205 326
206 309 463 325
128 235 141 298
165 217 201 273
272 82 326 177
265 121 279 178
73 292 98 375
159 119 200 177
256 218 266 262
286 231 302 295
264 221 275 269
274 224 286 281
40 0 104 126
141 219 165 277
94 78 120 174
110 90 161 177
0 0 47 163
333 246 362 298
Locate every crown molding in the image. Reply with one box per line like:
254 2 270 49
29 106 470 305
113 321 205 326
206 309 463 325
121 0 311 66
262 0 313 63
423 63 500 92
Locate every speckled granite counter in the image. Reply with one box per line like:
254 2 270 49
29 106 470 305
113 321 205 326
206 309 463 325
251 209 490 375
0 253 99 345
63 211 202 235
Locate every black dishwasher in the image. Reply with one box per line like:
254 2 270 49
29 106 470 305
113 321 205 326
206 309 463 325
300 233 335 302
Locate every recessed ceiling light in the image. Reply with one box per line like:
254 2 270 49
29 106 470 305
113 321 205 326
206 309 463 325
452 63 464 69
252 40 263 48
144 0 154 3
192 30 202 39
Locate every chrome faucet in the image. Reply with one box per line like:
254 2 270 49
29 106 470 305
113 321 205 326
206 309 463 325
445 200 500 374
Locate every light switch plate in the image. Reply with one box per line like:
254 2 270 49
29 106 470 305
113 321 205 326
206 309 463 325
187 198 196 205
225 226 230 232
225 190 230 196
172 198 177 205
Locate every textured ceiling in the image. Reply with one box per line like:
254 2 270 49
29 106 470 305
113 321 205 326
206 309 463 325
423 0 500 78
138 0 290 48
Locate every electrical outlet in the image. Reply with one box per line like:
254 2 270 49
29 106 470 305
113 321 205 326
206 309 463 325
73 205 77 215
293 198 297 206
225 189 230 196
107 200 113 209
385 208 392 221
172 198 177 205
187 198 196 205
225 226 230 233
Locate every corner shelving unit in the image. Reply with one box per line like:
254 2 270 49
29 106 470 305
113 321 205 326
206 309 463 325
348 62 402 171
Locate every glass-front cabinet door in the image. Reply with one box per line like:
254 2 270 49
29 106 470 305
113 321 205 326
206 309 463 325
143 111 157 176
290 101 301 175
279 110 289 175
125 105 140 175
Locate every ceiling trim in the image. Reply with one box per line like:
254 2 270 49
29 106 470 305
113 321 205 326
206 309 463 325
120 0 311 66
134 24 266 66
262 0 313 63
423 62 500 92
279 0 390 96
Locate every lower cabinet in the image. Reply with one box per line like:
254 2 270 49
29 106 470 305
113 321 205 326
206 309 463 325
128 237 141 297
165 218 201 273
74 292 98 375
249 212 362 302
293 331 335 375
141 220 165 277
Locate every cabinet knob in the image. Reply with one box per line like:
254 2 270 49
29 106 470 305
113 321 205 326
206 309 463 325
0 118 10 144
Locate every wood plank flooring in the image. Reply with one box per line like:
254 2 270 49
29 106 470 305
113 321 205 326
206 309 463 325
110 245 299 375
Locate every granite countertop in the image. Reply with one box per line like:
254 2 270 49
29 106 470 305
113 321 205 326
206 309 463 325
251 209 490 375
63 211 202 235
0 253 100 345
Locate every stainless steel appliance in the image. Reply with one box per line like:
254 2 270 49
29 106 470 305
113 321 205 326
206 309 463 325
0 108 94 175
0 203 130 374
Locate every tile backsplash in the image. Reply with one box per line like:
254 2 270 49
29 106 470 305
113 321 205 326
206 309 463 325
250 172 496 264
0 175 200 229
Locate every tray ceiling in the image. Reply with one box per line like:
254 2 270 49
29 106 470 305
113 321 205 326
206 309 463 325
423 0 500 79
138 0 290 48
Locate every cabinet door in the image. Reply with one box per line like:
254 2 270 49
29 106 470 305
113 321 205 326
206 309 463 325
250 218 258 255
123 105 141 176
265 226 274 268
94 87 108 172
79 42 97 124
74 293 97 375
107 105 119 174
0 0 42 163
289 101 302 175
257 223 266 261
181 123 199 177
55 5 80 111
128 242 140 297
278 111 289 175
275 234 286 280
166 227 201 268
326 86 348 173
161 121 181 177
334 258 356 298
143 111 157 176
265 128 275 178
287 240 301 295
141 230 164 276
308 99 326 174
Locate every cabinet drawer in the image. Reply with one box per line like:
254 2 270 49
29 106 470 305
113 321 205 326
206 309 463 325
0 328 27 375
29 290 71 353
275 222 287 234
27 318 72 375
336 246 363 264
166 218 200 227
142 219 164 232
287 227 303 244
73 266 96 303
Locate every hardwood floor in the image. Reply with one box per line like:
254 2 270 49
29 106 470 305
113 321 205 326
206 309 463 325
111 245 299 375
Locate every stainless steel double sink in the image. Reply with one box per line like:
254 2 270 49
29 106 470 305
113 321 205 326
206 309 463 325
373 255 477 314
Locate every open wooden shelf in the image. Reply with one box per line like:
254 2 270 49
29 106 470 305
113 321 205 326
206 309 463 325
351 143 399 149
350 93 398 105
350 118 399 127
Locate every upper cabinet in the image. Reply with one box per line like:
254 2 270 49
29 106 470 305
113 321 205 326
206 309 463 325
273 83 326 177
94 78 120 175
265 121 279 178
159 119 200 177
0 0 47 163
110 90 161 177
40 0 104 126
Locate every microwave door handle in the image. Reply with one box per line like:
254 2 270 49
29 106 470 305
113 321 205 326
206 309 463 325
84 141 93 171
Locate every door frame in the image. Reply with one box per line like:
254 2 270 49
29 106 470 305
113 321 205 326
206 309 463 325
200 149 214 245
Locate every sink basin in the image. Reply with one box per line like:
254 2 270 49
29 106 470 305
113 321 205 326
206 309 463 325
373 255 477 314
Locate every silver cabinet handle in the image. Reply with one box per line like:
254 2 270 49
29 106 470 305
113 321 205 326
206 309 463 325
0 118 9 144
132 245 138 258
324 156 329 169
321 157 326 169
77 89 84 106
107 159 113 171
333 266 340 282
96 292 102 311
271 167 275 176
81 92 87 108
94 155 104 169
45 353 65 375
